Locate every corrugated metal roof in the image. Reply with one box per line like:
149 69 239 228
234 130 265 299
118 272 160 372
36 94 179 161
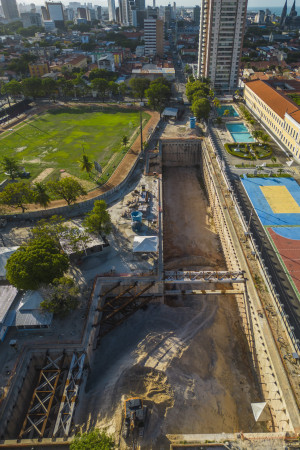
0 286 18 323
14 310 52 327
0 247 19 279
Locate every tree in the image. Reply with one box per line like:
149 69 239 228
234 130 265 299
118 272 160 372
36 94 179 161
70 429 114 450
271 156 277 164
118 82 127 99
47 178 86 205
42 78 57 99
223 109 230 117
122 135 129 149
108 81 119 97
1 80 22 100
191 98 211 122
145 83 171 116
129 77 150 101
215 116 223 127
0 156 20 180
261 133 270 145
6 237 70 290
31 215 67 246
41 277 79 316
78 154 93 175
22 77 43 98
186 80 210 103
253 130 263 143
0 181 34 213
83 200 112 235
91 78 109 100
213 97 220 108
34 182 51 209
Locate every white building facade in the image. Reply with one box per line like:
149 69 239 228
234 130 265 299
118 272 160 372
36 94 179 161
197 0 247 93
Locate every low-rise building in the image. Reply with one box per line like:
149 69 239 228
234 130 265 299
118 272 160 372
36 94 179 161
28 62 49 77
244 79 300 161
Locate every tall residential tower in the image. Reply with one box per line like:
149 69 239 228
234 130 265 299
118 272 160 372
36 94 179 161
197 0 247 93
108 0 116 21
1 0 19 20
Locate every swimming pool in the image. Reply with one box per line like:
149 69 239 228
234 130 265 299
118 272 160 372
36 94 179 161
226 122 255 143
217 105 239 117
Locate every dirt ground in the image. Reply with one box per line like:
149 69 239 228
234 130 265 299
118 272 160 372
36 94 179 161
74 163 264 448
75 294 263 449
163 166 225 270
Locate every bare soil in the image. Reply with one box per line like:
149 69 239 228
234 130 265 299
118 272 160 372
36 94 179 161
163 166 225 270
76 295 263 449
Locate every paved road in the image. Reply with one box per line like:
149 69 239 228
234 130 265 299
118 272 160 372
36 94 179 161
209 126 300 342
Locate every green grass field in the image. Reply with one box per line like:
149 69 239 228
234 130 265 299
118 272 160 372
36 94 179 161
0 106 148 188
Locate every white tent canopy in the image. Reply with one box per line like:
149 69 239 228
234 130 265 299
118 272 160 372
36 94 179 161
133 236 158 253
251 402 271 422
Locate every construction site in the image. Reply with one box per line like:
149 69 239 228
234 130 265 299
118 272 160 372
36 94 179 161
0 116 299 449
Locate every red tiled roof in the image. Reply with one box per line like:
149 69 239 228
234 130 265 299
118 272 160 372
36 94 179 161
245 80 299 120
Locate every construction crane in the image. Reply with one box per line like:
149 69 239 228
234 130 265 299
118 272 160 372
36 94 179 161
122 398 147 448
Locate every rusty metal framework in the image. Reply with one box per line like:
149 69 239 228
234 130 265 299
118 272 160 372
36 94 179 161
53 352 85 437
19 354 64 439
96 282 155 344
164 270 245 284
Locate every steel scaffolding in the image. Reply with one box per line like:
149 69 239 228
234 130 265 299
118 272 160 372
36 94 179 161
19 354 64 439
164 270 245 284
53 352 85 437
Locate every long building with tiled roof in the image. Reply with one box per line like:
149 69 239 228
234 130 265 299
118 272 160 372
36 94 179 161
244 80 300 161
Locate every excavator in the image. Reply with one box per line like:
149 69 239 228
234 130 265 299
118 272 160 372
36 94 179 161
122 397 148 447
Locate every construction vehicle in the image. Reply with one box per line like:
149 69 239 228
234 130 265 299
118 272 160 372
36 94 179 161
122 397 147 443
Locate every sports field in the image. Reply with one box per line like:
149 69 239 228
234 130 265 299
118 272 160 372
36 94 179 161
0 106 147 187
242 176 300 296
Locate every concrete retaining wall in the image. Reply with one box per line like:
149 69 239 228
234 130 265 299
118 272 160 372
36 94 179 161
202 141 298 433
160 138 202 166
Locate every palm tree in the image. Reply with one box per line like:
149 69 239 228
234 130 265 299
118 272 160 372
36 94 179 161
78 154 93 174
34 182 50 209
213 97 220 108
122 135 129 149
223 109 230 117
277 168 284 175
261 133 270 145
216 116 223 127
253 130 263 143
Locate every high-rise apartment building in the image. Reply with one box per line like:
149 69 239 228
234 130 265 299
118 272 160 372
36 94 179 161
197 0 247 93
46 2 64 26
1 0 19 20
108 0 116 21
144 18 164 56
193 5 200 24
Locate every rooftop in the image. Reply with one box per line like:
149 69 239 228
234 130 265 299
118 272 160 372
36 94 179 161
245 80 299 120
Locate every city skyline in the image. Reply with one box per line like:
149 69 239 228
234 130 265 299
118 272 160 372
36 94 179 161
15 0 299 8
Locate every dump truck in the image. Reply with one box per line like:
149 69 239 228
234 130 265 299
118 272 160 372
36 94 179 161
122 397 147 442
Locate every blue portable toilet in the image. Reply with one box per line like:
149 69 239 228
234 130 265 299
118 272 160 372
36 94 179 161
190 117 196 129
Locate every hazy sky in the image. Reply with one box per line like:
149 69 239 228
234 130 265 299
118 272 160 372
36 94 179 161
18 0 291 8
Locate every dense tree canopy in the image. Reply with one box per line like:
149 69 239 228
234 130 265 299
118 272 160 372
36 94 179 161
41 277 79 316
191 98 211 121
47 178 87 205
129 77 150 101
0 181 35 213
145 78 172 116
83 200 112 236
6 237 69 290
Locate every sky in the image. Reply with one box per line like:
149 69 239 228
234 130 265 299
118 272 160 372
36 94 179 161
18 0 292 9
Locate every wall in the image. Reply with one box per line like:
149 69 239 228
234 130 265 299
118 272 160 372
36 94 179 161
160 138 202 166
